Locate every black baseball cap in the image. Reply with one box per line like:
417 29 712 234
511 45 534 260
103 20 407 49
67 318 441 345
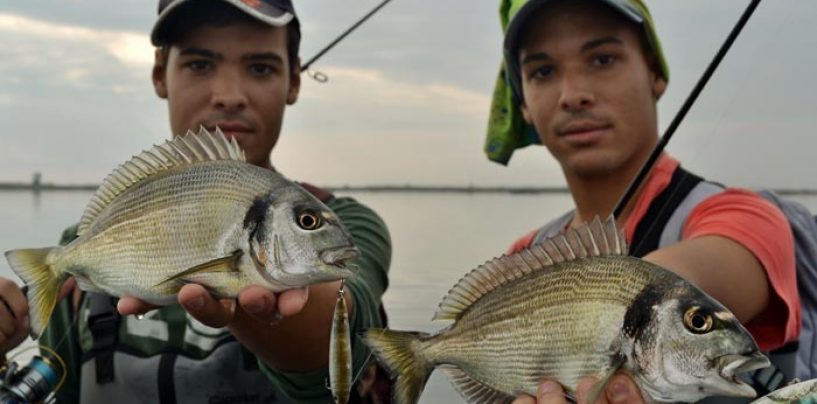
151 0 299 46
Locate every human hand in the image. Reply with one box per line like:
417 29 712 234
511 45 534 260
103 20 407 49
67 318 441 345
0 276 75 354
117 284 310 327
512 374 645 404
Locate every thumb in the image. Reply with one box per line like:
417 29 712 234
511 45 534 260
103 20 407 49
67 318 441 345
537 381 566 402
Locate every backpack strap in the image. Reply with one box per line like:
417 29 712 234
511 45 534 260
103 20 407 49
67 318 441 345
631 166 708 257
86 292 121 384
530 211 574 246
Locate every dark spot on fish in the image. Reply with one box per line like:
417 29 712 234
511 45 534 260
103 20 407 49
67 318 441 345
243 195 273 233
622 286 665 341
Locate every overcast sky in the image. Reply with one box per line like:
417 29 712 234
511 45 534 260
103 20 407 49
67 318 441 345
0 1 815 188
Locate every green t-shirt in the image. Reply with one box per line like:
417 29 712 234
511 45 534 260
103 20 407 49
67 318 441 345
40 196 391 403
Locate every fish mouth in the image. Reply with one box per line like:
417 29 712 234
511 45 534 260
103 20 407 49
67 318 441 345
716 351 771 396
320 247 359 275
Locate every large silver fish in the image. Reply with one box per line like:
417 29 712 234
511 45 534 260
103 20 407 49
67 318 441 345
5 128 358 338
751 378 817 403
364 217 770 404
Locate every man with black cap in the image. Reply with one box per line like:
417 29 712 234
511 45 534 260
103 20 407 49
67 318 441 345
0 1 392 403
484 0 801 403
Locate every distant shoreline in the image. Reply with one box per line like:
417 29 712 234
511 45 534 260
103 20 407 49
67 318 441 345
4 182 817 196
0 182 568 194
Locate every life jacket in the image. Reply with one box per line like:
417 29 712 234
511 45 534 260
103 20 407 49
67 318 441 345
528 165 814 400
81 293 289 404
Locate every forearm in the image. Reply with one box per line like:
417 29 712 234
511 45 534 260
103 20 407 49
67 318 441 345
644 235 769 322
229 280 351 372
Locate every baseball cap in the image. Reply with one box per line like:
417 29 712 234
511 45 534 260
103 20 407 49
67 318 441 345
485 0 669 165
151 0 299 46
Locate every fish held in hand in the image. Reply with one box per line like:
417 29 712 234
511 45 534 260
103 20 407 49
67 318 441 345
363 217 769 404
5 128 358 338
751 378 817 403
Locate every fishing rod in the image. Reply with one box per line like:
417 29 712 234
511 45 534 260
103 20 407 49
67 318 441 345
302 0 393 72
612 0 762 218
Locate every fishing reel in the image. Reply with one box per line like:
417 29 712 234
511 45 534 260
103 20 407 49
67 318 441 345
0 348 64 404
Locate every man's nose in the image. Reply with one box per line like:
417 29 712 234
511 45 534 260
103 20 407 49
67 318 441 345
558 73 595 112
211 71 248 112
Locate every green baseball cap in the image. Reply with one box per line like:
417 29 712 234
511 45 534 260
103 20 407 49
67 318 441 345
485 0 669 165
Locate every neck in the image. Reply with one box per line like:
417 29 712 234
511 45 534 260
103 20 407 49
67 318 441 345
564 154 654 229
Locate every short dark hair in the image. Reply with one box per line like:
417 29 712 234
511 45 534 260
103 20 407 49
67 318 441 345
158 2 301 74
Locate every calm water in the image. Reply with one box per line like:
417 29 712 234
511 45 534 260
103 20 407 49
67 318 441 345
2 190 817 402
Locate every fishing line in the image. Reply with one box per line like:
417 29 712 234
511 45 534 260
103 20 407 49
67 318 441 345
613 0 762 222
624 0 763 255
302 0 393 71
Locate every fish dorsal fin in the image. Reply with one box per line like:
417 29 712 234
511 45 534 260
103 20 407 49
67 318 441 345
77 127 245 235
440 367 515 404
433 215 626 321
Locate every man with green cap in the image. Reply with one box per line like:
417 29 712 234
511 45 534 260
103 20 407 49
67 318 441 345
488 0 801 403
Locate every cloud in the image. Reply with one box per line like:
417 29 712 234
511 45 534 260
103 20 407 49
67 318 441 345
0 13 153 68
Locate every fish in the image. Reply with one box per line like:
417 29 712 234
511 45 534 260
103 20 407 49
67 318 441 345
5 127 358 338
751 378 817 403
363 216 770 404
330 281 353 404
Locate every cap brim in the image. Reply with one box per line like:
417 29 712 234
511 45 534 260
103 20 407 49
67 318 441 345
151 0 295 46
504 0 643 56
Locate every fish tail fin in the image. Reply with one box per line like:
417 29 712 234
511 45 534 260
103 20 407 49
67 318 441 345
4 248 64 339
362 329 432 404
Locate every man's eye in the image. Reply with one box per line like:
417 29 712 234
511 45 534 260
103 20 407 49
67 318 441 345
529 66 554 80
186 60 212 72
593 54 616 66
249 64 274 76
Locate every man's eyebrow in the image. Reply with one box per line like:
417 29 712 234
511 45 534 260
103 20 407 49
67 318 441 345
581 36 623 52
521 52 551 66
179 47 221 60
520 36 624 65
243 52 285 64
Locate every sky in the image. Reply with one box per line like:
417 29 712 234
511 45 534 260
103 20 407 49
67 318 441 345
0 0 816 189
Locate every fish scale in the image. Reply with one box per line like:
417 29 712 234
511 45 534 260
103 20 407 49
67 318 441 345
364 217 770 404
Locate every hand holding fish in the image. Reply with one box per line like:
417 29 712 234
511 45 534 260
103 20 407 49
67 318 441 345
0 276 75 355
512 375 645 404
117 284 310 327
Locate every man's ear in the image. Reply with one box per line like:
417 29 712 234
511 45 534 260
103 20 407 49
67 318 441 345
652 74 667 100
520 100 533 124
152 48 168 99
286 57 301 105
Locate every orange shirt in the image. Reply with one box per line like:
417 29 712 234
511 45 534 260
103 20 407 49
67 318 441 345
510 155 800 351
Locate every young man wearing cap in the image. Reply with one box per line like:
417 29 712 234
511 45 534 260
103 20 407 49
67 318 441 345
0 1 391 403
483 0 800 403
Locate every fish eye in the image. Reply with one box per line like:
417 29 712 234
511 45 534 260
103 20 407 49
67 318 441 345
297 209 323 230
683 307 714 334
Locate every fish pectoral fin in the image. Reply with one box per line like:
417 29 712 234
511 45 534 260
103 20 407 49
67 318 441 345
154 253 241 288
440 367 514 404
585 357 627 404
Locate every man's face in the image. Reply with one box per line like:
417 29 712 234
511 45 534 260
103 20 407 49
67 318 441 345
517 0 666 179
152 20 300 168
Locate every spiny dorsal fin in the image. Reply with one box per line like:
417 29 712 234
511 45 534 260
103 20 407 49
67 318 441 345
433 215 626 321
77 127 245 235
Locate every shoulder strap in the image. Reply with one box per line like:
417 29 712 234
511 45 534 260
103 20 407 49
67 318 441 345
530 210 574 246
631 166 708 257
86 292 121 384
